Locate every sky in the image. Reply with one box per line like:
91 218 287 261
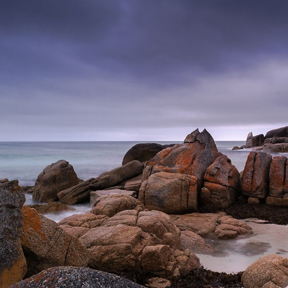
1 0 288 141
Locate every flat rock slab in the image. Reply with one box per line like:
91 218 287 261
90 189 137 205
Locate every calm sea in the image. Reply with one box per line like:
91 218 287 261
0 140 253 186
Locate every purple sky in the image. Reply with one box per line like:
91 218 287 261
1 0 288 141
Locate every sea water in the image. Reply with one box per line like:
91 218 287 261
0 141 248 186
2 140 288 273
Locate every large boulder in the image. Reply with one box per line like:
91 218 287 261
61 209 200 280
33 160 79 203
269 156 288 198
242 254 288 288
21 206 89 277
201 155 240 208
9 266 146 288
264 126 288 139
122 143 173 165
139 172 197 213
0 180 27 288
241 151 272 199
58 160 144 204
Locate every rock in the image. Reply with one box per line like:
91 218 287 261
264 126 288 139
59 213 108 238
241 151 272 199
266 195 288 207
252 134 265 147
139 172 197 213
90 194 144 217
137 210 181 249
145 129 219 178
170 213 252 240
170 213 221 237
232 146 243 150
248 197 260 204
123 175 143 192
214 215 252 239
264 143 288 153
242 254 288 288
58 160 144 205
180 230 214 254
90 189 137 206
63 209 200 280
201 155 240 208
122 143 173 165
21 206 89 277
27 202 75 214
145 277 171 288
246 131 253 148
0 180 27 288
184 128 217 150
201 183 237 209
269 156 288 198
9 266 146 288
33 160 79 203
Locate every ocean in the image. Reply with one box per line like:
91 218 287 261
0 141 248 186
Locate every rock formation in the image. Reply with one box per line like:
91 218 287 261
60 208 200 280
244 126 288 152
0 180 27 288
139 129 239 212
33 160 79 203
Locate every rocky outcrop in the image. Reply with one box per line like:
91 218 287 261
201 155 240 208
9 266 146 288
139 172 197 214
242 254 288 288
21 206 89 277
122 143 174 165
57 160 144 205
244 126 288 152
0 180 27 288
90 194 144 217
139 129 225 213
241 151 272 199
61 209 200 280
33 160 79 203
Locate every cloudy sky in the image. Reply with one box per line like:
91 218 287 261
1 0 288 141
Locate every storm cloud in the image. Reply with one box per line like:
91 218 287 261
1 0 288 141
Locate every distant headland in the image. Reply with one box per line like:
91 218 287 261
233 125 288 152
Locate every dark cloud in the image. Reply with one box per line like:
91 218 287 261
0 0 288 140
